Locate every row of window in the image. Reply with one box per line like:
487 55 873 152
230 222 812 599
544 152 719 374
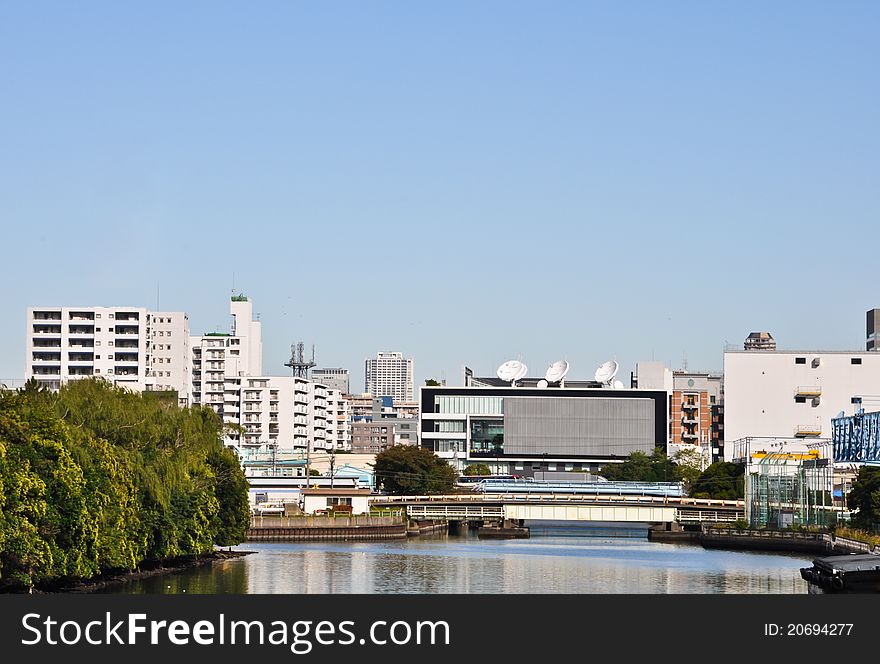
794 356 863 365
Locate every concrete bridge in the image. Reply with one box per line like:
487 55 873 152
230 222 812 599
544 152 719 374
370 494 744 526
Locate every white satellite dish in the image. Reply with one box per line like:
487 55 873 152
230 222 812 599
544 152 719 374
545 360 570 384
537 379 549 389
594 360 619 385
497 360 528 386
612 379 625 390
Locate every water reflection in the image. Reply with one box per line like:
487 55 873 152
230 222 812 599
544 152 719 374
105 526 810 595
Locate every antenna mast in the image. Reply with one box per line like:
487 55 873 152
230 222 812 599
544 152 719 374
285 341 317 378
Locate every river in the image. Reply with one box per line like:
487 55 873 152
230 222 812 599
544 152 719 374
102 523 811 594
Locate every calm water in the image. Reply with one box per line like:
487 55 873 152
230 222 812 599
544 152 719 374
103 523 811 594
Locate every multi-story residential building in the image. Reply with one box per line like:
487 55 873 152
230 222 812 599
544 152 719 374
723 348 880 461
867 309 880 351
312 368 350 395
365 351 414 402
25 306 189 401
351 420 396 454
145 311 191 400
671 371 724 461
744 331 776 351
327 389 351 450
190 295 262 409
346 393 376 422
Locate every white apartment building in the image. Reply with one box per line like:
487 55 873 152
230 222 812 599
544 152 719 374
327 389 351 451
365 351 414 402
146 312 191 400
723 349 880 460
190 295 262 408
25 306 189 401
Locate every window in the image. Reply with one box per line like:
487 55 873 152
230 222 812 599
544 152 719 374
795 396 806 404
795 357 806 364
852 358 862 365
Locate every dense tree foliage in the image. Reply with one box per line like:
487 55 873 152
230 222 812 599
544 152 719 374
462 463 492 476
848 466 880 531
374 446 457 495
689 462 745 500
600 448 683 483
0 379 250 590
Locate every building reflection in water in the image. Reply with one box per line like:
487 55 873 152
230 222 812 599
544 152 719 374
103 528 810 594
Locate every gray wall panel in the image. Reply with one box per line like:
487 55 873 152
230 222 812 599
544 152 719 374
504 397 656 456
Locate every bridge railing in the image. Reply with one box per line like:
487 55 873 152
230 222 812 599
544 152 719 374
371 494 744 509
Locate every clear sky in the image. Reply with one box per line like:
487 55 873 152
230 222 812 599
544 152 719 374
1 2 877 389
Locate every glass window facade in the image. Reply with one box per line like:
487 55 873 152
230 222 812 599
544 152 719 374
437 396 503 415
424 439 464 453
470 418 504 456
435 420 466 433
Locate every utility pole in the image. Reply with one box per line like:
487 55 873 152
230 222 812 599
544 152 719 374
330 449 336 489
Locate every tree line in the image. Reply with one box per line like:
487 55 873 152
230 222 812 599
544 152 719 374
0 379 250 591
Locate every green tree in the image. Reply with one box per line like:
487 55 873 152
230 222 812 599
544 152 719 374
0 378 251 590
600 448 682 483
374 446 457 495
463 463 492 476
424 379 441 387
208 448 251 547
673 448 705 489
689 462 745 500
848 466 880 531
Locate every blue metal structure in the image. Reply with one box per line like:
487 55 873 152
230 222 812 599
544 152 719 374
475 478 685 498
833 410 880 463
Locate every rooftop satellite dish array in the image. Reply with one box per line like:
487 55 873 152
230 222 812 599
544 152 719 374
495 358 624 388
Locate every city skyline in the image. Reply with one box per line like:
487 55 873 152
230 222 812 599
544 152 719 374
1 3 878 388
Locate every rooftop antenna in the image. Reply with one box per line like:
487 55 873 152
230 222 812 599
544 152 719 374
285 341 317 379
545 360 570 387
497 360 528 387
594 360 619 387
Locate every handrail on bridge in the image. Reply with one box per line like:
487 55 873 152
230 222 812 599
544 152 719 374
370 494 744 508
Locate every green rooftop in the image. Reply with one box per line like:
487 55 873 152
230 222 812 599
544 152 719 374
204 332 231 336
231 293 248 302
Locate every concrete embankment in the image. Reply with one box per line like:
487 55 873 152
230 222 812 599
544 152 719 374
247 515 407 542
407 520 448 536
700 528 879 555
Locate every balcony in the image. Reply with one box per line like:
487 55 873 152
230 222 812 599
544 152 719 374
681 416 698 425
795 386 822 397
32 353 62 362
682 401 698 410
32 312 61 321
67 353 95 363
33 326 62 335
68 312 95 321
114 327 139 336
31 366 61 376
68 326 95 335
33 338 62 348
795 425 822 437
681 431 699 440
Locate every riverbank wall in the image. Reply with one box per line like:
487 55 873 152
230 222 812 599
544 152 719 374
247 515 407 542
700 527 880 555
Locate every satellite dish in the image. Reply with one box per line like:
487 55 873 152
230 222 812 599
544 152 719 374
537 379 549 389
497 360 527 386
612 379 625 390
594 360 619 385
545 360 570 384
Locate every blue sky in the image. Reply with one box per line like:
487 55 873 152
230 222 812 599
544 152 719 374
1 2 877 388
